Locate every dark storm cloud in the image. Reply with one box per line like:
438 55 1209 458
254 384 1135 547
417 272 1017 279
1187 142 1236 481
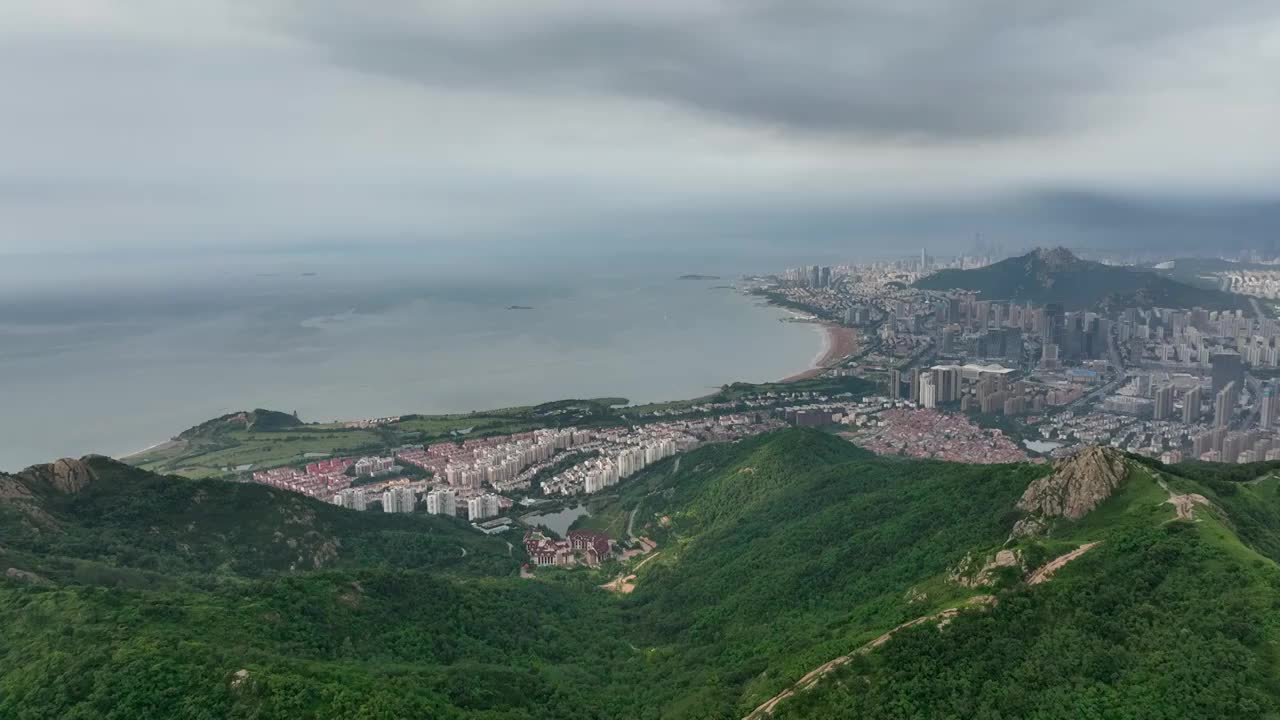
283 0 1273 140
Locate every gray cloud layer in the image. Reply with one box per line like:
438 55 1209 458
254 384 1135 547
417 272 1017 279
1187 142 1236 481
286 0 1277 140
0 1 1277 259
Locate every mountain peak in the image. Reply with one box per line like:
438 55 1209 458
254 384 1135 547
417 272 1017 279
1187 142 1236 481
18 457 98 494
1026 246 1083 268
1011 446 1128 537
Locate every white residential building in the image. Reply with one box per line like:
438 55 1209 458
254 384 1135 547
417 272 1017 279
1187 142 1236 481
331 488 368 511
425 488 457 517
382 486 416 513
467 493 501 521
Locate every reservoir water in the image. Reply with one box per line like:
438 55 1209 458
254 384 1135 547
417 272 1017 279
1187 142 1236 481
521 505 592 536
1023 439 1065 454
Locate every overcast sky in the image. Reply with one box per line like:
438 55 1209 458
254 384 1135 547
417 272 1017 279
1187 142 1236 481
2 0 1278 260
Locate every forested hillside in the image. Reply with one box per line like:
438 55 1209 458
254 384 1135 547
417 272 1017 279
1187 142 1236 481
4 432 1280 718
915 247 1252 312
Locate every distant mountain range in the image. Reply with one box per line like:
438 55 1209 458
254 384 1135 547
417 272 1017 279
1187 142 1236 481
915 247 1254 312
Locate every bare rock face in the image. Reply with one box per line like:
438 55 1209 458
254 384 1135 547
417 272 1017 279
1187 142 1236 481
1012 446 1127 537
948 549 1023 588
0 474 35 502
20 458 97 494
5 567 50 585
51 458 97 493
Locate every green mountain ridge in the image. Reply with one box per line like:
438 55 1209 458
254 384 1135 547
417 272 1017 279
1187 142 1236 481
4 431 1280 718
915 246 1254 312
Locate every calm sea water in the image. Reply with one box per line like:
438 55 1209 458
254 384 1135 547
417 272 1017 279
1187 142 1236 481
0 253 820 470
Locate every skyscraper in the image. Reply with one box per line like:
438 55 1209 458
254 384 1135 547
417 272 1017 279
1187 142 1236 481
1211 352 1244 396
1262 383 1277 430
426 488 457 517
1214 381 1237 429
918 373 937 409
1182 385 1202 424
1153 384 1174 421
888 369 903 400
382 486 416 513
1043 303 1065 345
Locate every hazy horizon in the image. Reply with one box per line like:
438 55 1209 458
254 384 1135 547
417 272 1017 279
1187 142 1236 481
2 1 1278 262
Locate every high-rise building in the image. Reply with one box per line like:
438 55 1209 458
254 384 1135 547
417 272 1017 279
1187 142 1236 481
1214 381 1237 429
1211 352 1244 396
888 369 903 400
1136 374 1153 398
1003 327 1023 365
1041 342 1060 370
467 493 502 521
425 488 457 517
931 366 960 403
981 390 1008 414
1043 303 1065 344
1182 386 1202 424
909 368 922 402
1153 384 1174 421
332 488 368 511
1192 431 1212 458
1263 383 1278 430
382 486 416 513
1222 432 1247 464
918 374 937 409
1003 396 1025 416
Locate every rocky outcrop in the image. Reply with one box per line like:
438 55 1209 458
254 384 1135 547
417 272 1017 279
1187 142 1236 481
5 567 50 585
19 458 97 494
0 472 60 531
0 474 35 502
948 549 1023 588
1012 446 1128 538
49 458 97 494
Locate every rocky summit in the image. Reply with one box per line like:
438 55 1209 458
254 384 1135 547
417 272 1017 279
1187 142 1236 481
1012 446 1128 537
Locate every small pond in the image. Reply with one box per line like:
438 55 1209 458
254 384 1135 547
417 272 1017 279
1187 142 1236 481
1023 439 1064 454
522 504 591 536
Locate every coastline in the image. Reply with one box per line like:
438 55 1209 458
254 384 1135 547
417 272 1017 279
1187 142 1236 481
780 323 859 383
120 439 181 463
90 292 842 470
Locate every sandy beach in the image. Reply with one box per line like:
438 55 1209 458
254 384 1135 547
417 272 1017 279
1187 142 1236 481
781 324 860 383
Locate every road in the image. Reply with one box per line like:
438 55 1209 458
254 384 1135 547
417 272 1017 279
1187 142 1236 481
626 455 678 542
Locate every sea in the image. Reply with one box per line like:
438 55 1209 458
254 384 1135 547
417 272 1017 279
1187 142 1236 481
0 250 825 471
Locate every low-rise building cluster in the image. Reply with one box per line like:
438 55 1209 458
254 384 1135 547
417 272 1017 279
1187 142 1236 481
842 406 1029 464
252 457 353 499
524 529 613 568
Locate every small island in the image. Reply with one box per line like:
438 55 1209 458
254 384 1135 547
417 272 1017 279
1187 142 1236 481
507 305 535 310
678 274 721 280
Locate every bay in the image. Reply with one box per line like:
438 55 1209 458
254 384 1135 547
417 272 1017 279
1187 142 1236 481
0 255 820 470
